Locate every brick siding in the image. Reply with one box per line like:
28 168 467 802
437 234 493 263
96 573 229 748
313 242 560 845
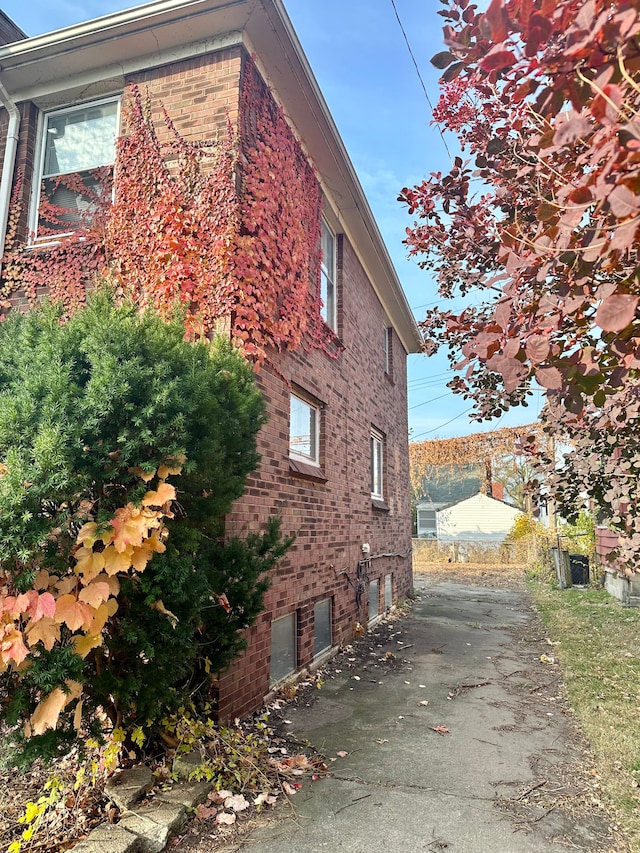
6 41 414 721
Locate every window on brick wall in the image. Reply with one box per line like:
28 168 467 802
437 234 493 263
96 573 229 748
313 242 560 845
33 97 119 239
270 613 297 684
290 391 320 465
320 218 337 331
384 326 393 376
370 427 384 500
313 598 332 658
369 578 379 623
385 573 393 610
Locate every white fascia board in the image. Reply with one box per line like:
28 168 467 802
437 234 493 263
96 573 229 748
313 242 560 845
8 31 243 105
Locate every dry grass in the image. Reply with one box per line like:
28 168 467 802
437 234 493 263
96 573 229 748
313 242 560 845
412 557 527 589
529 582 640 851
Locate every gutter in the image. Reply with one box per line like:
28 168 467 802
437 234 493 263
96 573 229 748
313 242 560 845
0 79 20 271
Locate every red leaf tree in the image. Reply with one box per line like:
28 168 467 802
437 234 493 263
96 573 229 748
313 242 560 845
401 0 640 570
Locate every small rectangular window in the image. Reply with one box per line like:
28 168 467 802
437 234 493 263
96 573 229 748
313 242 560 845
35 98 119 238
313 598 332 657
370 428 384 500
290 392 320 464
270 613 297 684
385 573 393 609
369 578 379 623
418 508 438 539
384 327 392 375
321 218 337 331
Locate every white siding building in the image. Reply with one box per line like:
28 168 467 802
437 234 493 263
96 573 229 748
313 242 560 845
417 493 523 543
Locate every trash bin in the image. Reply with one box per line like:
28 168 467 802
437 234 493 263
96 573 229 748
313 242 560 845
568 554 590 585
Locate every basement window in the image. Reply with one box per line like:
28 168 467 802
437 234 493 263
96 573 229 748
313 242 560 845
270 613 297 685
313 598 332 658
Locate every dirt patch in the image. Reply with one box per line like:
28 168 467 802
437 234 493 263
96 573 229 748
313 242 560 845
414 560 528 589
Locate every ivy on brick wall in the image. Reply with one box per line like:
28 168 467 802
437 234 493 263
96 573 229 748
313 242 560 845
1 59 341 366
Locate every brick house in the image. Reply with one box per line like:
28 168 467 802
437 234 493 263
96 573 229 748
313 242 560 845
0 0 421 719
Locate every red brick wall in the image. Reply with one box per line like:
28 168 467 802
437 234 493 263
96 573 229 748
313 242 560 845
218 237 413 719
6 42 414 721
128 48 243 142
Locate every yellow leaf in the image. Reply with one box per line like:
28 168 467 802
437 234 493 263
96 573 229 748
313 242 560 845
93 572 120 596
73 699 83 731
72 632 103 659
33 569 54 591
76 522 99 546
131 726 145 747
74 547 106 581
55 576 77 596
150 600 179 628
78 581 110 608
129 544 152 573
86 600 114 634
55 594 92 632
103 544 134 575
157 462 182 479
25 617 60 651
141 482 176 507
30 680 82 735
128 466 156 482
109 505 157 552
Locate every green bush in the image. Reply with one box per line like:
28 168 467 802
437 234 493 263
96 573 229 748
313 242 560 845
0 291 290 763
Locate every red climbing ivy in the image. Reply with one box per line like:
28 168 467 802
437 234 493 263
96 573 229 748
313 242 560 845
236 60 340 360
1 60 339 366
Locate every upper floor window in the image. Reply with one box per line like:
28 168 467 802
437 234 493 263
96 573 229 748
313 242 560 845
320 218 337 331
371 427 384 500
384 326 393 375
290 391 320 465
34 98 119 238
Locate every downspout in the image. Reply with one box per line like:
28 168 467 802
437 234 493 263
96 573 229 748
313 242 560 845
0 79 20 274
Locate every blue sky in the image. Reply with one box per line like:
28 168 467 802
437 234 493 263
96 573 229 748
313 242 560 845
2 0 542 439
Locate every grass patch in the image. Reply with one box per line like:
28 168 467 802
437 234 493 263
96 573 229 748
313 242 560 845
528 579 640 850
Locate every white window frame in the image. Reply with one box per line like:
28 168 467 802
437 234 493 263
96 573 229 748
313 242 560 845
289 391 320 465
320 217 337 331
31 96 120 242
370 427 384 500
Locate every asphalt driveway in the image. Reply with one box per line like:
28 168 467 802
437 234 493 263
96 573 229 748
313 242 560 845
209 575 620 852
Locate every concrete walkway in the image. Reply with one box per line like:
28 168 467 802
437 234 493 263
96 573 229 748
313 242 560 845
215 578 618 853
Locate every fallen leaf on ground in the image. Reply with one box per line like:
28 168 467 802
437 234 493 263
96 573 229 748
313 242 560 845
418 700 429 706
224 794 249 812
195 804 217 820
431 726 450 735
282 782 298 796
209 789 233 804
215 811 236 825
336 750 349 757
376 738 388 744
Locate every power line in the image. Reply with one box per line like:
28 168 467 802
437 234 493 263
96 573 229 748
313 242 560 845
408 390 453 410
388 0 453 162
410 406 474 440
